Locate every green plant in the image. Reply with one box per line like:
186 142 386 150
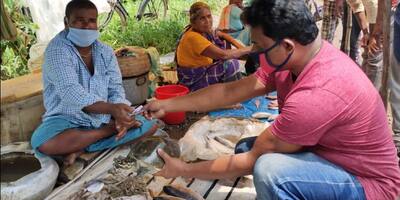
0 0 224 80
1 0 38 80
100 0 224 55
0 46 29 80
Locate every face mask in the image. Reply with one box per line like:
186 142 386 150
250 40 293 74
67 27 99 47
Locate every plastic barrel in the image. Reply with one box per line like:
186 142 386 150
155 85 189 125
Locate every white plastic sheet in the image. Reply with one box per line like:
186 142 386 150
23 0 110 43
179 117 270 162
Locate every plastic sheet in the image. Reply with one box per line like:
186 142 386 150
179 117 270 162
22 0 110 43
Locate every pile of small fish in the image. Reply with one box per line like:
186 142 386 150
179 117 270 162
68 155 152 200
69 133 181 200
250 94 280 121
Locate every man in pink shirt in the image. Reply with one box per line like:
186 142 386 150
145 0 400 199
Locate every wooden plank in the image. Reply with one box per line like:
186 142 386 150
205 179 234 200
228 176 256 200
187 179 216 198
1 95 44 145
146 176 173 197
170 177 193 187
1 72 43 104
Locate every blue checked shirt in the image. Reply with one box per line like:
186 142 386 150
42 30 130 128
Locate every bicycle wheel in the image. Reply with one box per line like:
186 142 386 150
136 0 168 20
99 0 129 31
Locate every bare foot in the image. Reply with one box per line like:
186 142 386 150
64 150 84 166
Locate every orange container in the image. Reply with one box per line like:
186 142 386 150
155 85 189 125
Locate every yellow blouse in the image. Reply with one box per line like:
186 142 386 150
176 28 213 68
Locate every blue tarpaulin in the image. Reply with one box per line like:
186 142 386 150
208 93 278 122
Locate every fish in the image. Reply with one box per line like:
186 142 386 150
265 94 277 100
268 114 279 121
217 103 243 110
251 112 272 119
267 100 279 110
267 106 279 110
162 185 205 200
214 135 236 149
254 99 261 109
85 180 104 193
206 135 233 155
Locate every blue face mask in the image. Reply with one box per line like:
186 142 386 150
67 27 99 47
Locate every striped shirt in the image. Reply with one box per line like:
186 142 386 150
42 30 130 128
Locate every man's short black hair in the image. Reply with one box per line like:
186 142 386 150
242 0 318 45
65 0 98 19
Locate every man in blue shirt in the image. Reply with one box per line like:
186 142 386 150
30 0 157 165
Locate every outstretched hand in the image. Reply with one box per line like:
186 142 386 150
143 100 167 119
154 149 187 179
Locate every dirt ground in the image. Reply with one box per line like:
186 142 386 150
163 112 206 139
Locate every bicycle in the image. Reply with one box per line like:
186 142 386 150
99 0 168 30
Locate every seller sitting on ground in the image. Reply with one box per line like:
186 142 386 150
218 0 251 46
30 0 157 165
145 0 400 199
176 2 251 92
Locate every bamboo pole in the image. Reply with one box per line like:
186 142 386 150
380 0 392 108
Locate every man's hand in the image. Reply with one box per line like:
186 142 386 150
367 36 382 55
144 100 167 119
371 24 383 51
361 30 370 48
335 0 344 18
154 149 187 179
110 103 134 121
114 117 141 140
110 103 141 140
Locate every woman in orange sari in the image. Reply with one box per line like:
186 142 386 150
176 2 252 91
